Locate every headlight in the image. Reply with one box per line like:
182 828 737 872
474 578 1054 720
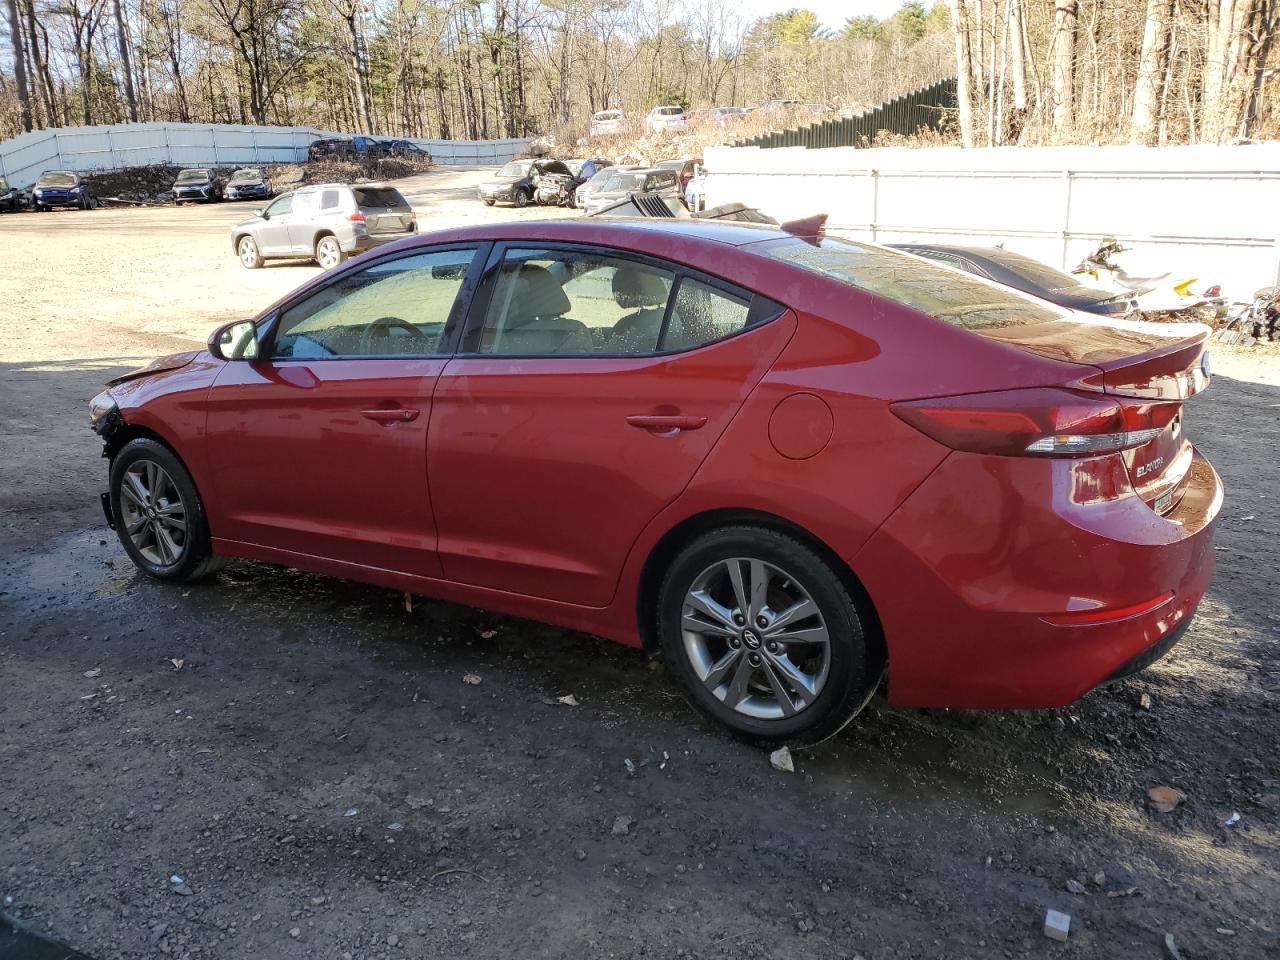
89 390 118 430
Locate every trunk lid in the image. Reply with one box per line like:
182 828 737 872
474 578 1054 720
979 315 1210 514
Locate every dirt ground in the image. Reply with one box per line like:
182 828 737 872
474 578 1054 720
1 165 1277 960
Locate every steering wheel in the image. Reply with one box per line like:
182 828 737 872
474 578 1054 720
358 316 428 354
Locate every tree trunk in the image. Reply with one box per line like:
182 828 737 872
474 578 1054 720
947 0 977 147
5 0 33 130
1051 0 1078 133
1130 0 1174 144
111 0 138 120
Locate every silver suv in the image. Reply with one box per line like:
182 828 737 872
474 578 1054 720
231 182 417 270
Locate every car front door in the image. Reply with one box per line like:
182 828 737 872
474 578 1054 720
203 244 485 576
427 244 794 607
256 193 295 255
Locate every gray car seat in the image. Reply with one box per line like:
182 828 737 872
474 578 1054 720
489 263 592 354
610 266 675 351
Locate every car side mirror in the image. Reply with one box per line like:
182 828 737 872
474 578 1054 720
209 319 261 361
257 209 268 219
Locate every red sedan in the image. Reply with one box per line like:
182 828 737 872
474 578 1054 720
89 219 1223 744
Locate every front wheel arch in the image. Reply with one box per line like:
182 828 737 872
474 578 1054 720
636 508 885 671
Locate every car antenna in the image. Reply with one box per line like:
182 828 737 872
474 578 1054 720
779 213 827 246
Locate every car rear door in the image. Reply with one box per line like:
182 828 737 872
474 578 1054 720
426 243 794 607
203 244 486 576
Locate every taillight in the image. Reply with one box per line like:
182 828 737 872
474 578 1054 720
1203 284 1221 297
347 211 366 222
890 388 1180 458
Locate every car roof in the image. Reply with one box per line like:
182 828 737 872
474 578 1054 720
391 218 798 250
296 181 394 192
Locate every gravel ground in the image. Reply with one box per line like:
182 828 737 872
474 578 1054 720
0 167 1277 960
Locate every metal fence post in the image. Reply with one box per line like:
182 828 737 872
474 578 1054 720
1060 169 1074 269
869 168 879 242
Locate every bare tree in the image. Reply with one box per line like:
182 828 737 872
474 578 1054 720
5 0 33 129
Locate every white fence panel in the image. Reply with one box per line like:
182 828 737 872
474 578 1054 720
0 122 530 188
703 143 1280 300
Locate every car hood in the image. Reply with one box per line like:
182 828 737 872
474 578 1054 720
106 351 200 387
234 215 266 229
484 176 522 186
228 179 266 187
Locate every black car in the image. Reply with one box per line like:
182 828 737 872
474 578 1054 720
476 158 572 207
0 176 20 212
387 139 432 161
31 170 94 210
224 167 273 201
308 138 355 161
172 168 224 204
889 243 1132 316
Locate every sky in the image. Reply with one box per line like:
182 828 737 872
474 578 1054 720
733 0 908 32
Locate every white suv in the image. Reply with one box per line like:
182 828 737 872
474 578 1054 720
590 109 626 137
645 106 690 135
231 182 417 270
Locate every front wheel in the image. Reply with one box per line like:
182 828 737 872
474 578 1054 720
237 235 263 269
658 526 882 746
513 188 530 208
482 198 496 207
315 234 344 269
109 438 221 582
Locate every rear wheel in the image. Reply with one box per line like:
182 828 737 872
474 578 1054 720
237 235 263 269
109 438 221 582
315 234 344 269
658 526 882 746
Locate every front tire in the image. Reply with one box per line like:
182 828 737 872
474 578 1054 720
482 198 496 207
657 526 882 746
513 187 531 208
237 235 263 269
110 438 221 582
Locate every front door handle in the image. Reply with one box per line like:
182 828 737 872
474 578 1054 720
625 414 707 435
362 407 419 424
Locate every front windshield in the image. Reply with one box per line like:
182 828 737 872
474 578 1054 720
230 169 262 183
37 172 76 187
498 161 531 178
177 169 210 183
758 235 1063 330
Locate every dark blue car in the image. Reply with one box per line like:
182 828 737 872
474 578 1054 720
31 170 94 211
224 167 273 201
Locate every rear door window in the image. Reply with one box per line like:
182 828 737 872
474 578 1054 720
756 236 1062 330
354 187 409 209
320 189 341 210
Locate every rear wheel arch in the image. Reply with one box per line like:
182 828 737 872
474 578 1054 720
635 508 886 667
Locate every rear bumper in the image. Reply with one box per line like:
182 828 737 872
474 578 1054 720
854 446 1223 709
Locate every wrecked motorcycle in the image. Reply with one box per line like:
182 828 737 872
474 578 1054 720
1074 239 1226 324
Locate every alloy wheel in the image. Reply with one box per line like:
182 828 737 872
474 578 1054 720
681 558 832 720
317 237 342 268
119 460 188 567
239 238 259 267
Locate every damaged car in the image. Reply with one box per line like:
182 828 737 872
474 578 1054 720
477 158 572 208
224 168 273 202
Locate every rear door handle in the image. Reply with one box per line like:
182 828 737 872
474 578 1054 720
625 414 707 435
362 407 420 424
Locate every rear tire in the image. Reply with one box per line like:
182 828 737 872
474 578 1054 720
315 234 344 269
657 526 882 746
109 438 222 583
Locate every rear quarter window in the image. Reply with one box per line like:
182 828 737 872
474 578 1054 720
759 236 1063 330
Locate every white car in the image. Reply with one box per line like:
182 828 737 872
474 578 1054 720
645 106 690 135
590 109 626 137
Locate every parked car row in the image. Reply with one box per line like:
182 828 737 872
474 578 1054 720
171 167 275 204
308 137 432 163
588 100 833 138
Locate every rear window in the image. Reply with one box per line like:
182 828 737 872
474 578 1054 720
594 111 622 121
657 107 683 116
985 251 1089 292
353 187 408 209
758 236 1063 330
